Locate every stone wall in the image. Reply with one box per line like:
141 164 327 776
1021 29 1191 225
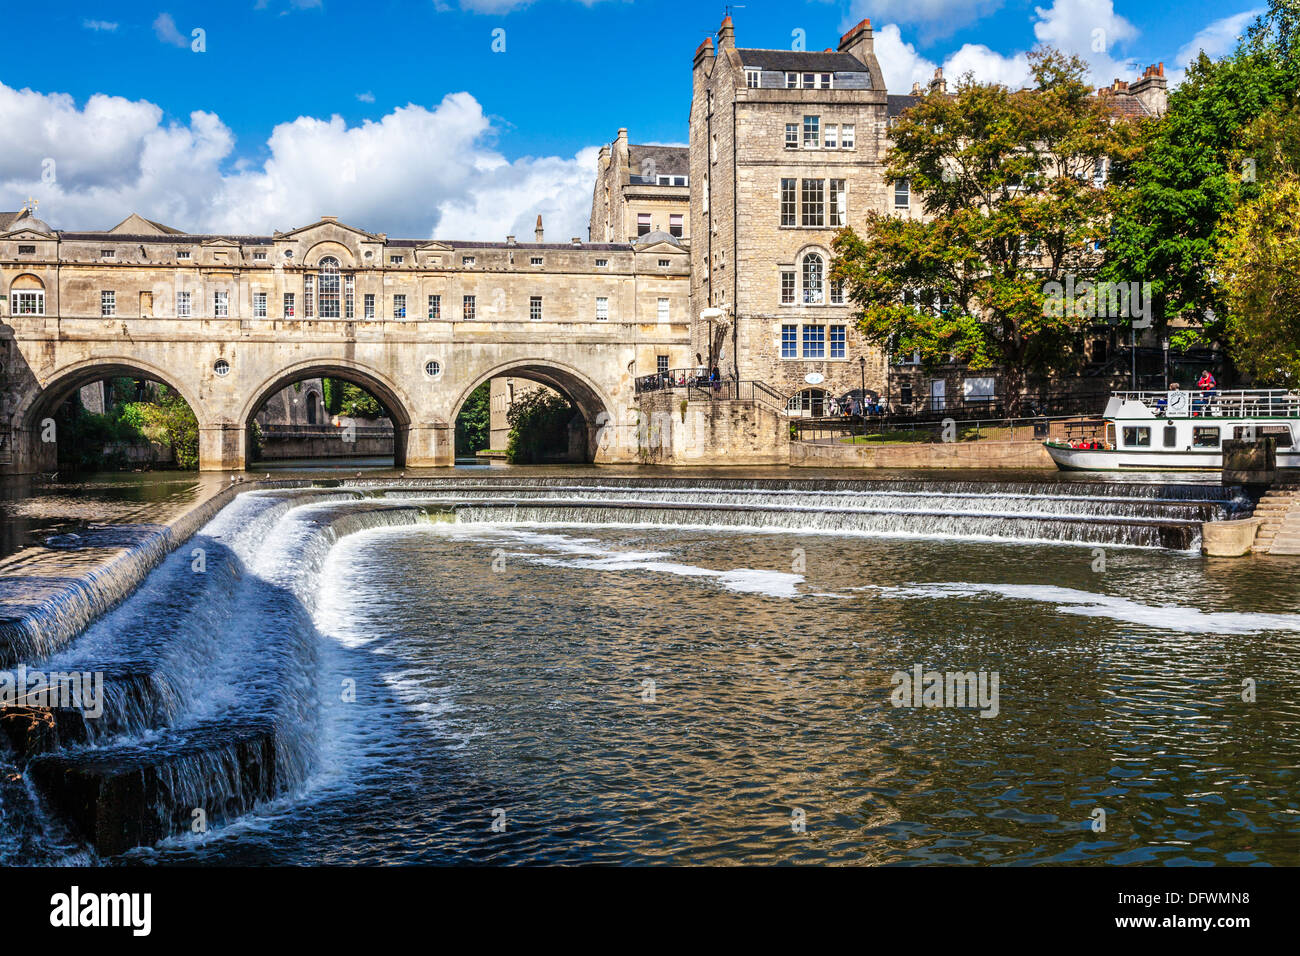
791 438 1056 469
634 389 789 465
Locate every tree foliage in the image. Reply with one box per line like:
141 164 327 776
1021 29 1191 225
831 51 1127 411
505 389 574 464
455 381 491 455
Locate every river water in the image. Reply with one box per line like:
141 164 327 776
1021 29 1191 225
1 469 1297 866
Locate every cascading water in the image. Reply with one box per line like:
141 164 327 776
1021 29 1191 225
0 474 1269 861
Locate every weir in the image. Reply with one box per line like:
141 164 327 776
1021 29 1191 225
0 474 1250 858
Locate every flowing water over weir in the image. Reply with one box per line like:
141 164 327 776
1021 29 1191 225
2 474 1292 864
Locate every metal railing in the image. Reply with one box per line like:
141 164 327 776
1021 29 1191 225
635 371 788 413
792 413 1074 445
1112 389 1300 418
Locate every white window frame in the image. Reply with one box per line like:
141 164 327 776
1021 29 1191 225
393 293 407 319
11 290 45 316
657 297 670 322
176 291 192 317
214 290 229 317
253 292 267 317
595 296 609 321
100 290 115 316
529 295 543 321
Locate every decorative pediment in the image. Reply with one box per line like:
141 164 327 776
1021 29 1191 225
275 217 381 241
108 213 183 235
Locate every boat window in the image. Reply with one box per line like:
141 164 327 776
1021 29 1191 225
1122 426 1151 447
1192 426 1220 448
1163 425 1178 448
1234 424 1295 448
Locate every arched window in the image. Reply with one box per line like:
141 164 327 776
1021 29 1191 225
9 274 45 316
317 257 341 318
802 252 824 305
786 388 828 417
306 391 319 425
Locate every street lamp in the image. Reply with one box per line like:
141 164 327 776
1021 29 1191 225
858 355 867 436
1162 336 1169 389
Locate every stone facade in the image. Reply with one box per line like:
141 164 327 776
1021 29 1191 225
488 376 557 450
0 209 690 472
688 17 891 416
589 130 691 245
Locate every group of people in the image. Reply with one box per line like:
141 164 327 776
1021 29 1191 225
827 395 885 418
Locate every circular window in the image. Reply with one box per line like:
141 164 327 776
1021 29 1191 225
213 359 231 377
424 360 442 378
283 249 293 258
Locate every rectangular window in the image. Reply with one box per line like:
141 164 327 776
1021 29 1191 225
595 258 608 267
820 73 832 89
829 179 846 227
303 275 314 317
669 214 683 238
11 290 45 315
841 124 855 149
801 178 825 227
100 290 115 316
463 295 476 320
1093 158 1107 188
427 294 440 319
177 250 191 260
345 275 354 319
803 73 815 90
530 295 543 321
785 123 799 149
530 257 543 266
1163 424 1179 448
253 251 267 261
780 178 798 226
895 179 910 208
830 325 846 358
657 354 670 374
177 291 192 317
462 256 476 266
214 290 229 317
595 296 609 321
657 297 670 322
781 324 798 358
786 72 799 89
803 115 820 149
746 69 761 88
393 294 407 319
100 249 115 259
253 292 267 317
363 293 375 319
390 255 404 265
17 244 35 255
825 125 838 149
1193 426 1221 448
830 280 845 305
637 213 651 236
802 324 825 359
282 292 295 317
781 269 796 305
1122 426 1151 447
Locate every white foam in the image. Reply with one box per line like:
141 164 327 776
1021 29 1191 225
851 582 1300 634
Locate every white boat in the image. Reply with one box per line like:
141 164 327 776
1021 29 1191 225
1044 389 1300 471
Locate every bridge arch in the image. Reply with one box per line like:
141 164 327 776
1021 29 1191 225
11 356 208 474
240 358 427 469
451 358 615 463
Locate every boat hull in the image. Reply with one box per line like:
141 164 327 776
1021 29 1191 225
1044 444 1300 472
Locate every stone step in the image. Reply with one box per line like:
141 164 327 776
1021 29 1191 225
1268 541 1300 555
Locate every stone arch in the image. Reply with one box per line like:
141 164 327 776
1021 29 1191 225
12 356 207 473
450 358 616 463
303 240 355 269
240 358 425 468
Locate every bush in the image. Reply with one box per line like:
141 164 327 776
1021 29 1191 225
506 390 575 463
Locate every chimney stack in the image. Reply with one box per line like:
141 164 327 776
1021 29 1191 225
535 215 544 243
930 66 947 94
837 18 873 65
718 15 735 49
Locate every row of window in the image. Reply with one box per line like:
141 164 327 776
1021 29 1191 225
781 323 848 359
1121 425 1295 450
785 117 856 151
746 70 837 91
14 288 667 322
637 214 685 238
780 178 847 228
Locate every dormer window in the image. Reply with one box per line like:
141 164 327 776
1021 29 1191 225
390 255 404 265
177 250 191 260
746 68 761 88
656 175 687 186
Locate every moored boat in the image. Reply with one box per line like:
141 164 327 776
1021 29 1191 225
1044 389 1300 471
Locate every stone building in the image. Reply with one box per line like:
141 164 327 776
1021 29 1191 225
687 17 892 416
589 130 690 244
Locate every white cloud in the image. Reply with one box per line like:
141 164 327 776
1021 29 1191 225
82 20 118 32
152 12 188 48
356 91 376 103
1168 8 1262 83
0 82 599 244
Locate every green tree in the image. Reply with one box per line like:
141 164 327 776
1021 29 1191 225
455 381 491 456
1103 2 1298 350
506 390 575 463
831 51 1126 413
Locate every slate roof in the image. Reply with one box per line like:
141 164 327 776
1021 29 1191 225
0 212 20 232
887 94 924 117
736 48 868 73
628 144 689 179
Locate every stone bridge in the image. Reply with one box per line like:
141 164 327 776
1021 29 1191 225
0 214 693 472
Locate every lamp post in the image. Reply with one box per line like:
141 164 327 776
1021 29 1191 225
1162 336 1169 389
858 356 867 436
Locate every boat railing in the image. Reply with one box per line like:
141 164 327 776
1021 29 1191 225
1114 389 1300 418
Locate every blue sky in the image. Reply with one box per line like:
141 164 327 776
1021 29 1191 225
0 0 1266 239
